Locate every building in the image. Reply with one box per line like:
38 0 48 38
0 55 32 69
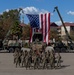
50 22 59 42
50 22 74 42
60 22 74 40
50 22 58 30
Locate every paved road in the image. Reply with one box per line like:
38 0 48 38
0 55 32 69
0 53 74 75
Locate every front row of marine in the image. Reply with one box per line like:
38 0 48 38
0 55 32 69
13 48 62 69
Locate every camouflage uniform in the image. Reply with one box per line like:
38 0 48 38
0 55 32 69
26 51 32 69
13 50 18 64
56 52 61 68
42 52 48 69
49 50 55 69
21 51 25 67
13 50 20 67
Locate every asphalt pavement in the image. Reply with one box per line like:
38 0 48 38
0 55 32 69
0 53 74 75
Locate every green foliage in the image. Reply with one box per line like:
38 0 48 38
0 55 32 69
23 25 30 38
50 29 61 41
11 21 22 38
24 43 29 48
0 9 21 39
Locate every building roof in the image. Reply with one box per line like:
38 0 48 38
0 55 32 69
50 22 58 27
61 22 74 27
20 22 74 27
20 23 27 27
57 26 61 29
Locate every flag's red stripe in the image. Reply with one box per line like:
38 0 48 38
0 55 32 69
29 13 50 45
41 14 43 41
43 14 45 42
48 13 50 44
44 14 47 42
29 27 32 42
44 14 46 42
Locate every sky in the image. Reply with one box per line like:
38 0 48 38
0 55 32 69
0 0 74 25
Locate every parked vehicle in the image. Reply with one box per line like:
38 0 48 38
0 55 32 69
54 41 67 52
54 7 74 51
7 40 22 52
0 39 3 50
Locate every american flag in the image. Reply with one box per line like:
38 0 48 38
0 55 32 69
26 13 50 45
26 14 41 28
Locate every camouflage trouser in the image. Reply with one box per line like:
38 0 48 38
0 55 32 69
15 57 21 68
57 60 61 68
50 58 55 69
14 57 16 64
25 57 32 69
42 58 48 69
21 56 25 67
34 57 40 69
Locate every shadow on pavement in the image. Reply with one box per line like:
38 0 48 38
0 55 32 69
55 65 70 69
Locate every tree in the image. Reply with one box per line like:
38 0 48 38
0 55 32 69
22 24 30 39
50 29 61 42
11 21 22 39
0 9 21 40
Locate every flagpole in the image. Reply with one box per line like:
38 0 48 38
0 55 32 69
19 8 25 39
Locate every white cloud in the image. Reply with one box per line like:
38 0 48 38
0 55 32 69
67 11 74 15
55 21 62 25
20 6 49 14
55 20 73 25
0 9 10 15
51 13 54 16
5 9 9 12
69 21 73 23
0 12 2 15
